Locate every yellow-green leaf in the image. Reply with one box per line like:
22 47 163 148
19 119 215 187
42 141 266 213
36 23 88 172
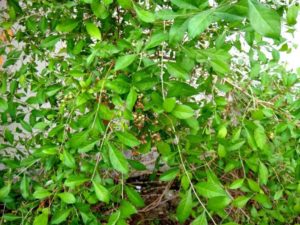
86 22 102 40
57 192 76 204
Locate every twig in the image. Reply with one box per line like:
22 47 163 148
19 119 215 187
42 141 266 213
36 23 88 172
91 122 112 180
163 114 218 225
139 181 173 213
160 21 166 100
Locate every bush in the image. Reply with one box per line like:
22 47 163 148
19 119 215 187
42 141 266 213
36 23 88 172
0 0 299 224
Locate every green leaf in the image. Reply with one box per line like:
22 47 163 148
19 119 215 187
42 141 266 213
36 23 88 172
232 195 250 208
108 143 129 174
188 11 214 39
86 22 102 40
145 32 168 49
64 176 88 188
91 0 109 19
160 168 179 181
191 212 207 225
117 0 132 9
2 214 22 221
207 196 231 211
120 200 137 218
258 161 269 185
133 4 155 23
107 210 121 225
105 79 130 94
20 175 30 199
62 150 76 169
40 36 60 48
171 104 194 119
125 186 145 208
33 208 49 225
33 122 49 131
126 88 137 111
185 117 199 131
166 62 189 80
4 128 14 144
248 0 281 39
98 104 114 120
176 189 192 223
20 120 32 133
253 193 272 208
247 179 260 192
287 5 298 26
78 141 98 153
169 19 189 44
229 179 244 189
217 125 227 139
76 93 90 106
92 180 110 203
33 187 51 199
128 160 146 171
0 97 8 112
57 192 76 204
0 183 11 200
69 131 89 149
210 57 230 75
156 10 183 20
114 54 137 71
51 209 71 224
254 126 267 150
163 97 176 113
56 19 78 33
156 141 171 156
196 182 227 198
116 131 140 148
167 81 198 97
171 0 198 10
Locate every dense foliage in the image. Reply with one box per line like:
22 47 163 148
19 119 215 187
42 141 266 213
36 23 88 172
0 0 299 224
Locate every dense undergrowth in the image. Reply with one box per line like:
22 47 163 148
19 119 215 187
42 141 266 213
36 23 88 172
0 0 300 224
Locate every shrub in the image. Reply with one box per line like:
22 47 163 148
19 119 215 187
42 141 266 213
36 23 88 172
0 0 299 224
